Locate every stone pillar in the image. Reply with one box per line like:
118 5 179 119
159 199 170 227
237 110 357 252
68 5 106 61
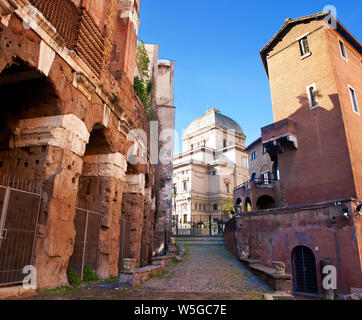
10 114 90 289
79 153 127 278
140 187 154 266
121 173 145 267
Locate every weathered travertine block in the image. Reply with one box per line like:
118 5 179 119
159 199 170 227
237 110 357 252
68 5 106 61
12 115 90 157
123 173 145 195
82 153 127 181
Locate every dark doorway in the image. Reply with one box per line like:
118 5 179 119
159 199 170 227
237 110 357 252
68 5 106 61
292 246 319 295
256 195 275 210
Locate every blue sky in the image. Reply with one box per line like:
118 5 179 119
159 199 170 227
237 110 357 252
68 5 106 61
138 0 361 153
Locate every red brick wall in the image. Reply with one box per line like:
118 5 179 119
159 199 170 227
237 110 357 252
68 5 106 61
324 27 362 201
266 20 359 205
225 201 362 295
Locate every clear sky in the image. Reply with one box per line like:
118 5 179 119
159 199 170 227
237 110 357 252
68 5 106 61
138 0 361 153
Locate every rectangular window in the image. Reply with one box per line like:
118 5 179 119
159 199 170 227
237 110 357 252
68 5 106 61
299 36 310 56
262 172 270 185
242 158 248 169
349 86 359 114
307 83 318 109
339 40 348 60
183 214 188 224
251 150 256 161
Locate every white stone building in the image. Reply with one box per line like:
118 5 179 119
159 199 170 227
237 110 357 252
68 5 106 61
172 108 249 234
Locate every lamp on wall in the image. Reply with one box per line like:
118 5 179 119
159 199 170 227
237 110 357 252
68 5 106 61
341 204 349 219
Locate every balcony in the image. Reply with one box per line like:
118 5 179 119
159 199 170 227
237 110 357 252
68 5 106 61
29 0 104 78
235 178 276 194
261 119 298 161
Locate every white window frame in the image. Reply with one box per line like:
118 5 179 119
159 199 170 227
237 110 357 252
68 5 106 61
261 171 270 185
297 33 311 59
338 39 348 62
306 83 318 109
348 85 360 115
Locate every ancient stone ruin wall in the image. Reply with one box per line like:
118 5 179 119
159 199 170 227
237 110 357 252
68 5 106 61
0 0 159 288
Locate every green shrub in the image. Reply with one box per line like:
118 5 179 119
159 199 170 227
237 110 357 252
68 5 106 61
83 265 99 282
67 268 82 287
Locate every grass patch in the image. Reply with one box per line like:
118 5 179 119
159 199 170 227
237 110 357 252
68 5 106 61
105 275 119 282
36 286 80 295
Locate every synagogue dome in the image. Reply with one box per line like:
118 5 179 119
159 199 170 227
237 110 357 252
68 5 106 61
184 108 244 137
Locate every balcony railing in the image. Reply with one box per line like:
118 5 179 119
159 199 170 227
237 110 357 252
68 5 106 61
235 178 276 193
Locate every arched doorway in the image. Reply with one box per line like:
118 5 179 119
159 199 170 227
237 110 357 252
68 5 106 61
256 195 275 210
291 246 319 295
235 198 242 213
245 197 252 212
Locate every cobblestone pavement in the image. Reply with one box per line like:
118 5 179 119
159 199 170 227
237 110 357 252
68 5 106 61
141 245 271 294
9 245 272 300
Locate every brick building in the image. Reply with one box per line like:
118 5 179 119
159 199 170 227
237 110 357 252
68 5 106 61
234 137 286 212
228 12 362 296
0 0 174 289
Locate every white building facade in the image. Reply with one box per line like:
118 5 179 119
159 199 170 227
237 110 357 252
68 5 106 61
172 108 249 234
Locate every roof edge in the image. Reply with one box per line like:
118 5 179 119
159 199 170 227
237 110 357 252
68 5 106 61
260 12 361 77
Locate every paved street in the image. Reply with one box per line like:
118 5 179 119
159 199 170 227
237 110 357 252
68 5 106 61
10 244 271 300
142 245 270 294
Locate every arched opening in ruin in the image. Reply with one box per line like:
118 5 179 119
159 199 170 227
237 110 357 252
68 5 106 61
69 124 121 280
256 195 275 210
245 197 252 212
291 246 319 295
0 58 61 177
0 58 61 286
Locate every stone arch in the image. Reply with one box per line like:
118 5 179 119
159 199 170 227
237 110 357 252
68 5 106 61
70 124 127 279
245 197 252 212
0 57 67 183
256 195 275 210
260 164 271 176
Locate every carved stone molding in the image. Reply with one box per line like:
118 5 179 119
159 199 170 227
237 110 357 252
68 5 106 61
12 114 90 157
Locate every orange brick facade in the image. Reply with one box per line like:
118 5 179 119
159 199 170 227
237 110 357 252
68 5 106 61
229 13 362 296
262 15 361 206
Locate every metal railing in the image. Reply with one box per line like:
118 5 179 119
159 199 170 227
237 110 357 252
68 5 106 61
235 178 276 192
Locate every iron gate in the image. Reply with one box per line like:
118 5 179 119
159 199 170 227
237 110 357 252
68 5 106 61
172 214 226 237
292 246 319 294
0 175 41 286
67 201 101 280
118 218 131 272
